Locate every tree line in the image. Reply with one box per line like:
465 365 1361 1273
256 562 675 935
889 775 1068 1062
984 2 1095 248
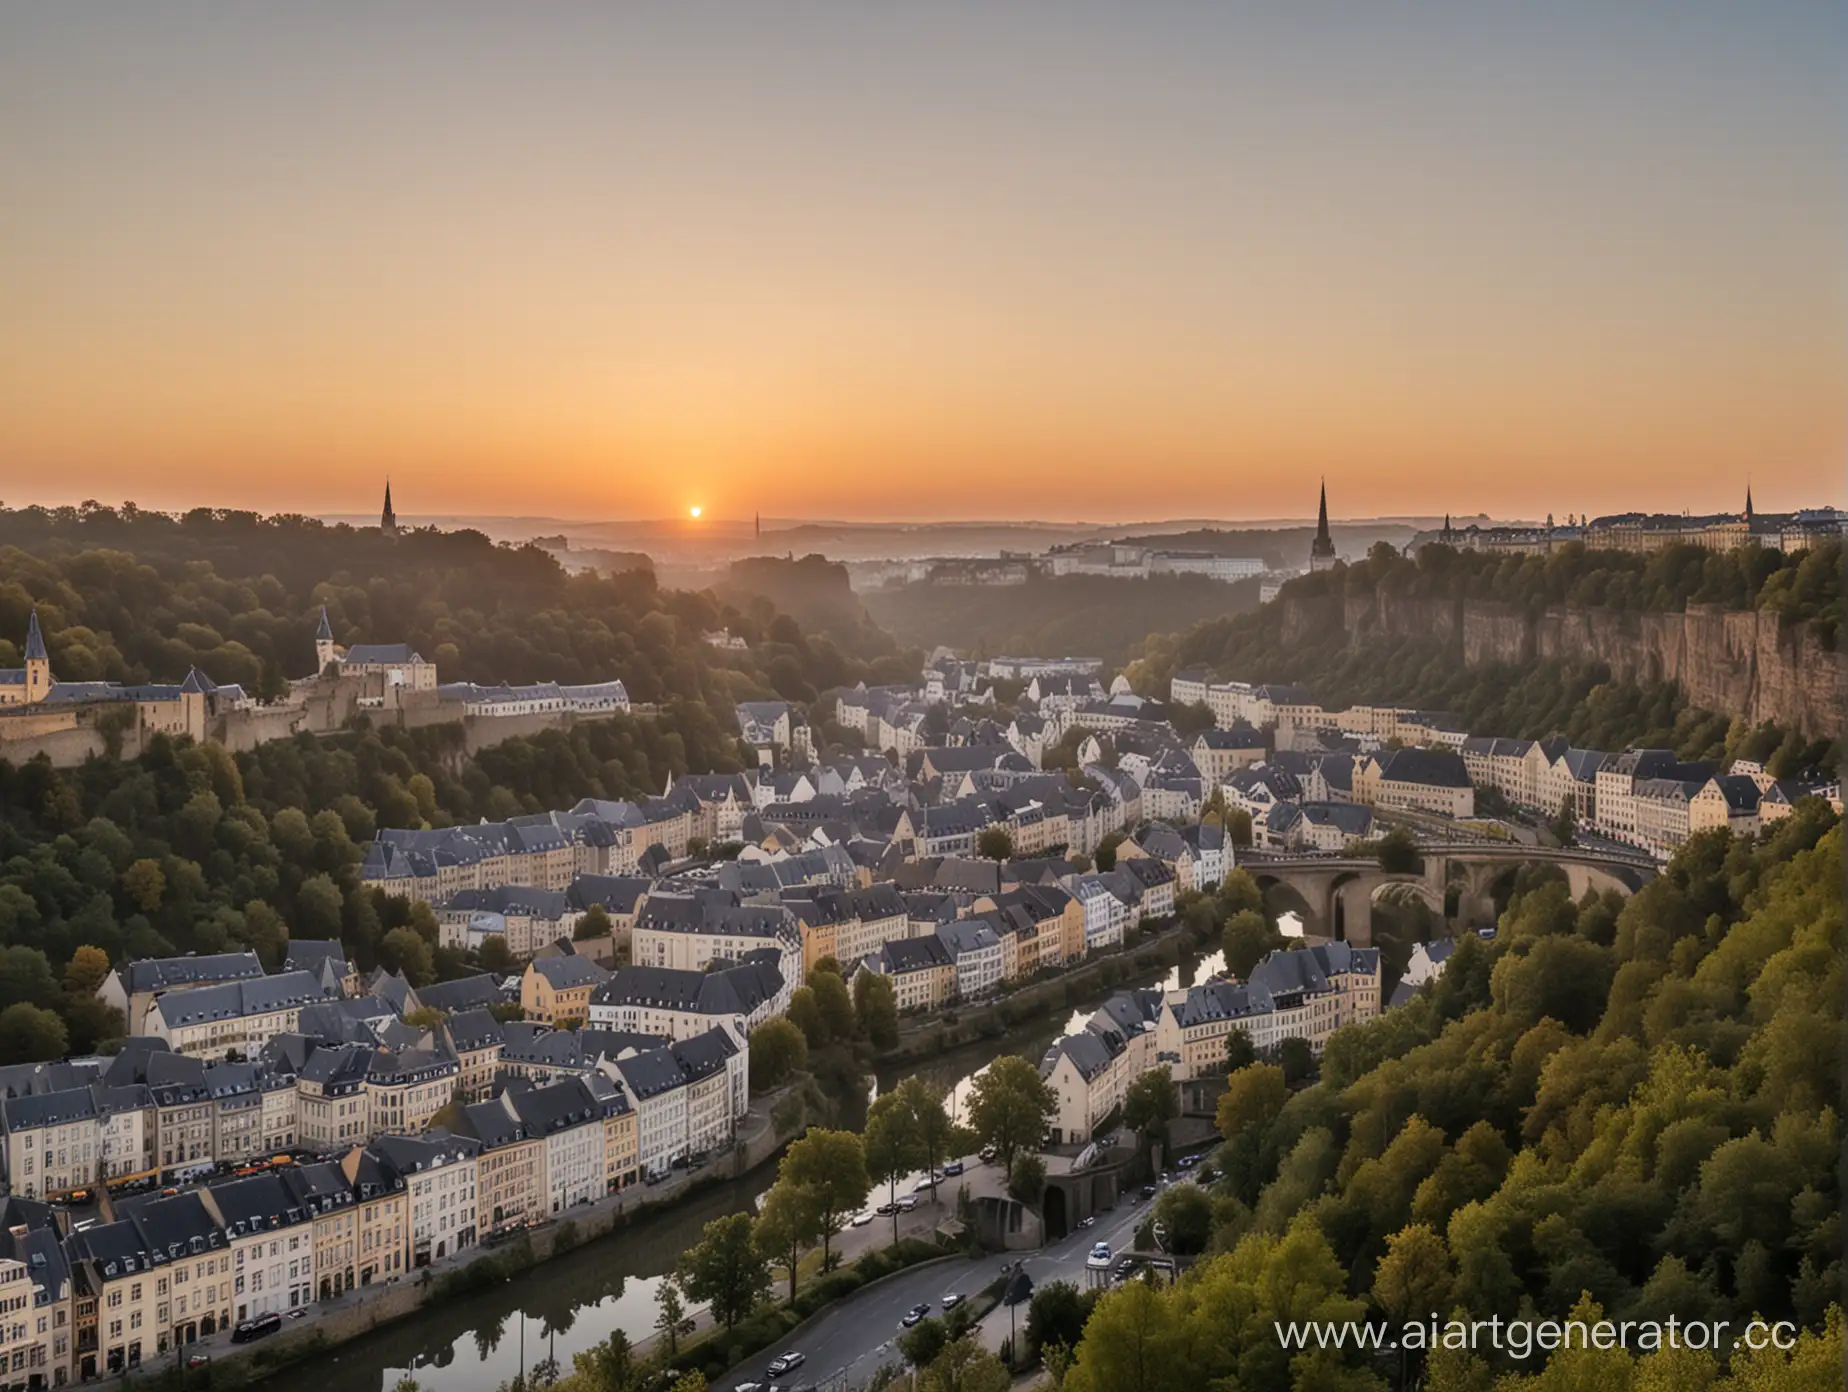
1051 801 1842 1390
1129 539 1842 767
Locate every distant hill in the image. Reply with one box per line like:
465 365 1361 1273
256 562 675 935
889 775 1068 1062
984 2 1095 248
861 572 1261 667
716 554 904 663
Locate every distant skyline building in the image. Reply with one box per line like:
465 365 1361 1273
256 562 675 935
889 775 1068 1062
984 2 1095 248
1309 480 1338 572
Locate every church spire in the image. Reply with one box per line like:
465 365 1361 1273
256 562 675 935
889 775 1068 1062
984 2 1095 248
1309 479 1337 568
381 478 397 535
1744 480 1753 523
315 605 333 642
23 607 47 663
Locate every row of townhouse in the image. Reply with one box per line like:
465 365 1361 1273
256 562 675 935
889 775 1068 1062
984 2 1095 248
361 796 700 905
12 1044 726 1384
852 850 1193 1012
1 1051 302 1201
1040 941 1382 1144
1153 942 1382 1079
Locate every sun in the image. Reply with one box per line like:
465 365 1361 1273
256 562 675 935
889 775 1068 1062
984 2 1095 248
688 505 702 519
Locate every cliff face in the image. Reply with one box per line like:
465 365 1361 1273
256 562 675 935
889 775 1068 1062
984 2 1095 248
1278 594 1845 740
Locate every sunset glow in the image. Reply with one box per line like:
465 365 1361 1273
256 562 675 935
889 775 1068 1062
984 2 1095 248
0 5 1839 521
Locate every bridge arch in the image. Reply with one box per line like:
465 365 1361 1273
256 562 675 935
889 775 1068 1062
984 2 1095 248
1252 874 1326 938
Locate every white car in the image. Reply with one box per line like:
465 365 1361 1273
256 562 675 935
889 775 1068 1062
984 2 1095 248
1086 1242 1112 1270
850 1212 874 1226
766 1352 805 1378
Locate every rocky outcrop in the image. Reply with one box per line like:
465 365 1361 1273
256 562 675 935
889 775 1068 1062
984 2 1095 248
1279 593 1844 740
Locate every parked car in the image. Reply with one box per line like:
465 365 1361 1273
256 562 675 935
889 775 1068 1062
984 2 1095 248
850 1211 874 1227
941 1293 964 1311
942 1160 964 1177
766 1352 806 1378
1076 1215 1097 1230
1139 1184 1157 1199
898 1195 919 1212
901 1303 931 1328
979 1145 998 1162
876 1202 898 1216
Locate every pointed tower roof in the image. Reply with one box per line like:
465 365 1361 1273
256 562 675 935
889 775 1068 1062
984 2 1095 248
384 478 394 513
1744 482 1753 522
1310 480 1336 560
23 608 48 662
316 606 334 641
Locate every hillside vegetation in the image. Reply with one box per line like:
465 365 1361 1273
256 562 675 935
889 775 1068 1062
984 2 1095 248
863 573 1261 665
1131 540 1843 764
1063 804 1843 1390
0 503 917 703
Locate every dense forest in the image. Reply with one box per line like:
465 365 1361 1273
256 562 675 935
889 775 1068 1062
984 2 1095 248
863 573 1261 666
0 503 928 1063
0 709 756 1062
0 503 919 702
1130 540 1843 766
1059 804 1843 1390
716 554 901 663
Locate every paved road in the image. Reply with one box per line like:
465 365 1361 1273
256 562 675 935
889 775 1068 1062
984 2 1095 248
724 1176 1188 1392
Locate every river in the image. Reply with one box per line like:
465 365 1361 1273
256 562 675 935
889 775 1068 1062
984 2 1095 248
269 934 1253 1392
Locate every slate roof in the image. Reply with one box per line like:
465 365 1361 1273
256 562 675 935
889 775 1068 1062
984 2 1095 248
527 956 611 991
148 970 334 1031
114 952 266 997
591 960 784 1018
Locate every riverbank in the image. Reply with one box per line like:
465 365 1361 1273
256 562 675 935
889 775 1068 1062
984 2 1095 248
121 1081 816 1392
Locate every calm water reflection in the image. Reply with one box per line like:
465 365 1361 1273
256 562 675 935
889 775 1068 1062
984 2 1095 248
279 931 1254 1392
264 1172 772 1392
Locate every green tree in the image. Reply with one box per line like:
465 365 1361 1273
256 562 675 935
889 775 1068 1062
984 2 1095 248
1223 807 1253 849
899 1317 950 1369
966 1054 1055 1176
1150 1184 1213 1255
748 1018 809 1091
976 827 1015 861
653 1277 692 1355
1215 1063 1287 1138
0 947 59 1012
1024 1282 1093 1363
786 985 827 1047
573 903 613 941
676 1212 769 1332
1376 826 1420 874
1273 1036 1315 1087
754 1180 820 1302
1221 909 1282 980
779 1129 869 1271
295 873 345 939
863 1091 925 1245
892 1075 968 1199
1224 1027 1257 1072
1008 1153 1046 1205
0 1004 68 1064
1122 1066 1177 1153
122 858 165 913
381 926 435 986
808 968 856 1042
853 970 900 1048
478 935 516 975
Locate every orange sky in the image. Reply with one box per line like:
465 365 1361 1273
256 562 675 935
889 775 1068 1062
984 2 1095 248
0 5 1841 522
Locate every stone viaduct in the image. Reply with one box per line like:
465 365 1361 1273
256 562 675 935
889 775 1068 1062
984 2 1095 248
1237 844 1658 946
